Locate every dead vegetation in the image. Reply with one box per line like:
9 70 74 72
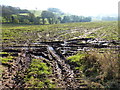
67 49 119 88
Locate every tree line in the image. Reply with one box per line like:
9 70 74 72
1 5 92 24
102 16 117 21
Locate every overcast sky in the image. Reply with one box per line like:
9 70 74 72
1 0 119 16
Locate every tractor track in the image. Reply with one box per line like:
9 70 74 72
1 37 120 88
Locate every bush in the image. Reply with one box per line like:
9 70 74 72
23 19 30 24
13 19 19 23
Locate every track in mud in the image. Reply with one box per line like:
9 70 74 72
1 37 120 88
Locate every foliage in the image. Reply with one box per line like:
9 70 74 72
2 21 118 46
1 5 92 25
67 49 119 88
67 53 86 63
23 19 30 24
1 5 30 23
24 58 55 88
13 18 19 23
41 11 55 24
41 11 55 18
61 16 71 23
0 54 14 64
87 22 118 40
47 8 63 15
67 52 100 77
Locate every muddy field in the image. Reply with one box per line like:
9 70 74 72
1 21 120 88
2 21 118 45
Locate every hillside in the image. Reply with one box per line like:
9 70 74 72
29 10 42 17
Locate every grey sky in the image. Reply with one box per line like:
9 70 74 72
1 0 119 16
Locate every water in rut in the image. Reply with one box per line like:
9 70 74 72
1 38 119 88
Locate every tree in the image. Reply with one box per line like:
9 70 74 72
28 13 35 22
2 5 13 22
41 11 55 24
1 5 30 23
23 19 30 24
13 18 19 23
57 17 62 23
33 17 41 25
82 17 91 22
70 15 80 22
47 8 64 15
61 16 71 23
102 16 117 21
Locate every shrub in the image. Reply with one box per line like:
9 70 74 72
23 19 30 24
13 19 19 23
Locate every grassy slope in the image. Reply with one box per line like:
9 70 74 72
29 10 42 17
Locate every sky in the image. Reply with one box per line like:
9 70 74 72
1 0 119 16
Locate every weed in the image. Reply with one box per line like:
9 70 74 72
67 49 119 88
24 58 55 88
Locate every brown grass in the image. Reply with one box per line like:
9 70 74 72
86 48 119 88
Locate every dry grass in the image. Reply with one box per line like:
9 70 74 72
86 48 119 88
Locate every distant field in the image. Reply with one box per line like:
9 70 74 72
2 21 118 46
29 10 42 17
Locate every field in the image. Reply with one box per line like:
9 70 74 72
1 21 120 88
2 21 118 45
